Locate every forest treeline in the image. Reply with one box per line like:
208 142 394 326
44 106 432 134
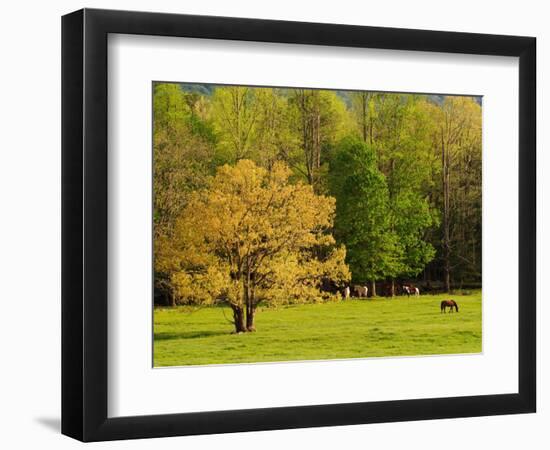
154 83 481 311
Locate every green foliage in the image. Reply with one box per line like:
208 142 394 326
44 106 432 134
153 83 189 125
433 96 482 285
329 137 402 283
348 94 439 280
286 89 353 191
211 86 258 163
153 83 218 304
392 190 437 277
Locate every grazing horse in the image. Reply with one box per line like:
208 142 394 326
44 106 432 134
353 285 369 298
343 286 350 299
403 285 420 297
440 299 459 313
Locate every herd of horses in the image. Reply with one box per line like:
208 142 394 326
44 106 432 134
341 283 420 299
339 283 459 313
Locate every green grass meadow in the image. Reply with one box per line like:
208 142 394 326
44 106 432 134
153 291 482 367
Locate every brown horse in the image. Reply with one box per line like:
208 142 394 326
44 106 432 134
440 300 459 313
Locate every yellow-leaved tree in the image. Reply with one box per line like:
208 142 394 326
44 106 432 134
171 159 350 332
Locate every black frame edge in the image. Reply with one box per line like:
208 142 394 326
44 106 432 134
61 8 537 442
61 9 85 442
517 37 537 413
90 393 530 442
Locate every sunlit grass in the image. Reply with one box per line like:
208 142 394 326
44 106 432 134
153 291 482 367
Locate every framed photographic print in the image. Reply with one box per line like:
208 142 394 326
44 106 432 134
61 8 536 442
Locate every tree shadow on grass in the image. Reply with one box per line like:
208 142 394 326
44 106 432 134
154 330 228 341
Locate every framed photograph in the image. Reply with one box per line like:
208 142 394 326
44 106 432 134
61 8 536 442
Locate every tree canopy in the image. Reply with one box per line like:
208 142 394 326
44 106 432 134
153 82 482 330
169 159 350 332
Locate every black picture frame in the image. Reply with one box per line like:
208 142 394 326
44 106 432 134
61 8 536 442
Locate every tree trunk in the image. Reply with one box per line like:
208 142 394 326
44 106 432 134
315 111 321 172
371 280 377 297
246 306 256 332
243 263 256 332
444 264 451 293
362 94 368 142
369 119 374 146
299 91 314 187
231 305 246 333
442 134 451 293
391 279 395 297
169 291 176 308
